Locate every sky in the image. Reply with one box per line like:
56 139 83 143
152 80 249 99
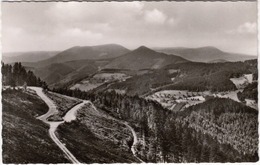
2 1 258 55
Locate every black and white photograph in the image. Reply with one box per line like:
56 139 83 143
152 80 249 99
1 0 259 164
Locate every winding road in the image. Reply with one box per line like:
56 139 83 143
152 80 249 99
30 87 144 163
124 122 145 163
29 87 82 164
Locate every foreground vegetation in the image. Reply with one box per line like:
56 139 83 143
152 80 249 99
56 104 138 163
2 89 69 163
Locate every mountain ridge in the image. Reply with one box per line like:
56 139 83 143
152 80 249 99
154 46 257 62
104 46 189 70
23 44 130 68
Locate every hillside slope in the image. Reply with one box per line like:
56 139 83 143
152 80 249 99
33 59 112 88
56 104 139 163
105 46 188 70
161 59 257 92
179 98 258 159
2 89 69 163
101 59 257 96
155 46 257 63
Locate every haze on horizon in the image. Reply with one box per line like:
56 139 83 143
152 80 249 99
2 1 258 55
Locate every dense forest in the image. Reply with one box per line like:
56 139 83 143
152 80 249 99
2 62 47 89
52 88 258 162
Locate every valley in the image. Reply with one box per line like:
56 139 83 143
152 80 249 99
2 44 258 163
146 74 256 111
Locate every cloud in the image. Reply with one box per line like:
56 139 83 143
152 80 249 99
4 27 23 35
2 2 257 55
61 28 102 39
227 22 257 34
144 9 167 25
237 22 257 34
47 2 144 24
167 18 175 26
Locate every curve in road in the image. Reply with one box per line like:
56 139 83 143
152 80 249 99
29 87 82 164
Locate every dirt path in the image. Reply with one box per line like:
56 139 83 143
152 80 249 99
123 122 145 163
29 87 82 164
88 102 145 163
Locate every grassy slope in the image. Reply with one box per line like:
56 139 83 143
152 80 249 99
2 89 69 163
56 104 138 163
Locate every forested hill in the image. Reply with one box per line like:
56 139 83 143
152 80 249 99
51 88 258 162
161 59 257 92
2 62 47 89
102 59 257 96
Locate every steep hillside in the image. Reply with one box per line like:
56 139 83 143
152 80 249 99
161 59 257 92
104 46 188 70
56 104 139 163
155 46 257 63
28 44 129 67
33 59 112 88
2 89 69 163
2 51 59 63
179 98 258 158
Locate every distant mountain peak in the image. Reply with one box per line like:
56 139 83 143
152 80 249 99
134 46 155 53
138 45 149 49
198 46 223 52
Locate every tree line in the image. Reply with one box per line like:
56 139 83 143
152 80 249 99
2 62 48 89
